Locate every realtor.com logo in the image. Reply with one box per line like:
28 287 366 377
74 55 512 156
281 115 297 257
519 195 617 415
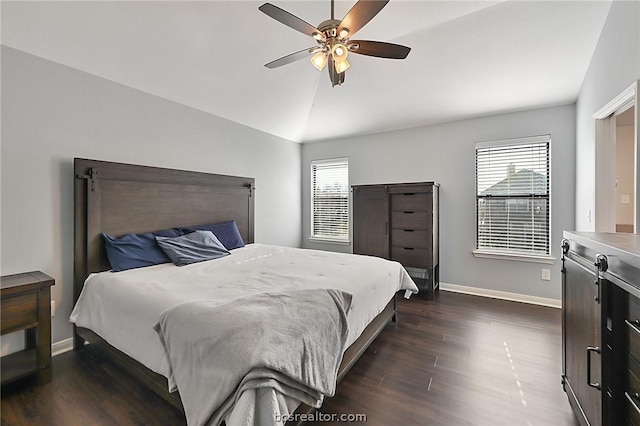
275 411 367 423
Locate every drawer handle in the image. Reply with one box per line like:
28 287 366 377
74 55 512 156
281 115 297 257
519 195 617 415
404 247 415 251
403 229 415 233
626 392 640 417
403 193 415 196
586 346 601 390
403 211 414 214
626 320 640 337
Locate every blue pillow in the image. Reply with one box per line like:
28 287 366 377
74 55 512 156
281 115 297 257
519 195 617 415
103 228 182 272
179 220 245 250
155 230 230 266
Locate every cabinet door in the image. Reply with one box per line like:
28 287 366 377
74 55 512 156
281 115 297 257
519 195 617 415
564 255 602 426
353 186 389 259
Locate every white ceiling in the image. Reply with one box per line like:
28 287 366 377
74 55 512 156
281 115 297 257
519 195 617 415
1 1 612 143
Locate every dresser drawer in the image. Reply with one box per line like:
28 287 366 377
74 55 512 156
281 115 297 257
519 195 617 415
391 229 429 248
390 246 431 267
628 299 640 426
629 320 640 361
631 295 640 323
1 292 38 334
630 360 640 394
391 210 430 229
628 392 640 426
391 193 430 211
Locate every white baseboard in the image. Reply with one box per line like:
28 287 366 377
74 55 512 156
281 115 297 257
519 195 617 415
439 282 561 309
52 337 74 356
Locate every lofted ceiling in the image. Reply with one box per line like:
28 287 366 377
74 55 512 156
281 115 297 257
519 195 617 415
1 1 612 143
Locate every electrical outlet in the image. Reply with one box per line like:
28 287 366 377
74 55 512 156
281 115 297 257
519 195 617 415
541 269 551 281
51 300 56 317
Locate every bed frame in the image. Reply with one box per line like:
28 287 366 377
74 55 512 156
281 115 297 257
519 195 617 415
73 158 397 423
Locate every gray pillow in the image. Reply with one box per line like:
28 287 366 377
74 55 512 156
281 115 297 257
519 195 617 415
155 230 230 266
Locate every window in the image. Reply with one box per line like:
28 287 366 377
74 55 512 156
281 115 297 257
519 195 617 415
311 158 349 242
475 135 551 260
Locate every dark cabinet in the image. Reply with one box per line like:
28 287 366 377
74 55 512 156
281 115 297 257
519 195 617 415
353 185 389 259
627 295 640 425
562 250 602 426
562 232 640 426
353 182 439 299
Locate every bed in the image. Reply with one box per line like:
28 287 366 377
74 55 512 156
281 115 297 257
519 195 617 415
71 158 418 425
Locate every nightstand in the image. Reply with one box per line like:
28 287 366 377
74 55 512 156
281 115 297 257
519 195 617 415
1 271 55 384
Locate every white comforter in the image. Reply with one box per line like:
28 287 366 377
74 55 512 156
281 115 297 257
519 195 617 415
70 244 418 424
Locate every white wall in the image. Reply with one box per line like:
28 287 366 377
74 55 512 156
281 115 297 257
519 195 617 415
575 0 640 231
0 47 302 348
302 104 576 301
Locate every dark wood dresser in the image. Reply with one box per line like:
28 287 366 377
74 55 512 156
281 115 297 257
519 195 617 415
1 271 55 384
561 232 640 426
353 182 439 298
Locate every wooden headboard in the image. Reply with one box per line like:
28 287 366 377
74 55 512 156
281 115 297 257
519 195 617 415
73 158 255 304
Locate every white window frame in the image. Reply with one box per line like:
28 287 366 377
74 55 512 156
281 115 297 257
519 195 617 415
473 135 555 264
310 158 350 244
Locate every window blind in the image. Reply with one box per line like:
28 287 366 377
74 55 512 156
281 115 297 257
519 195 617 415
476 136 550 255
311 158 349 241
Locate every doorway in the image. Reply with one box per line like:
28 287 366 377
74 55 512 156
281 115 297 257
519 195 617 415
615 107 635 232
594 81 639 233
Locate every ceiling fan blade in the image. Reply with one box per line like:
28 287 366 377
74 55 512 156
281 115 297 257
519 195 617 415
348 40 411 59
264 47 316 69
327 55 345 87
338 0 389 38
259 3 320 38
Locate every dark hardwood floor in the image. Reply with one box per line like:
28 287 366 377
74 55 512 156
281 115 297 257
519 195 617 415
1 291 577 426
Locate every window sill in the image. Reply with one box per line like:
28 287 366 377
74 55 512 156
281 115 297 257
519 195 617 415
308 237 351 245
472 249 556 264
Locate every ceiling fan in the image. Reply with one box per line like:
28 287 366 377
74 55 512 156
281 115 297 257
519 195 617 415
259 0 411 87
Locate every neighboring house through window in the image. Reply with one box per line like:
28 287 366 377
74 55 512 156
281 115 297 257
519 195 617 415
474 135 551 261
311 158 349 242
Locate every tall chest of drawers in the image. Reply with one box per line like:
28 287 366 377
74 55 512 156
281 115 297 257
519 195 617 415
353 182 439 299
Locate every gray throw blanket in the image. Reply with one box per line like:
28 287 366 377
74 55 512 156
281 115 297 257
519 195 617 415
154 289 352 426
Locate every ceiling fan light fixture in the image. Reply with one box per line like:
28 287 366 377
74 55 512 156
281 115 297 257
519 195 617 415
259 0 411 86
311 51 328 71
331 43 349 62
334 57 350 74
